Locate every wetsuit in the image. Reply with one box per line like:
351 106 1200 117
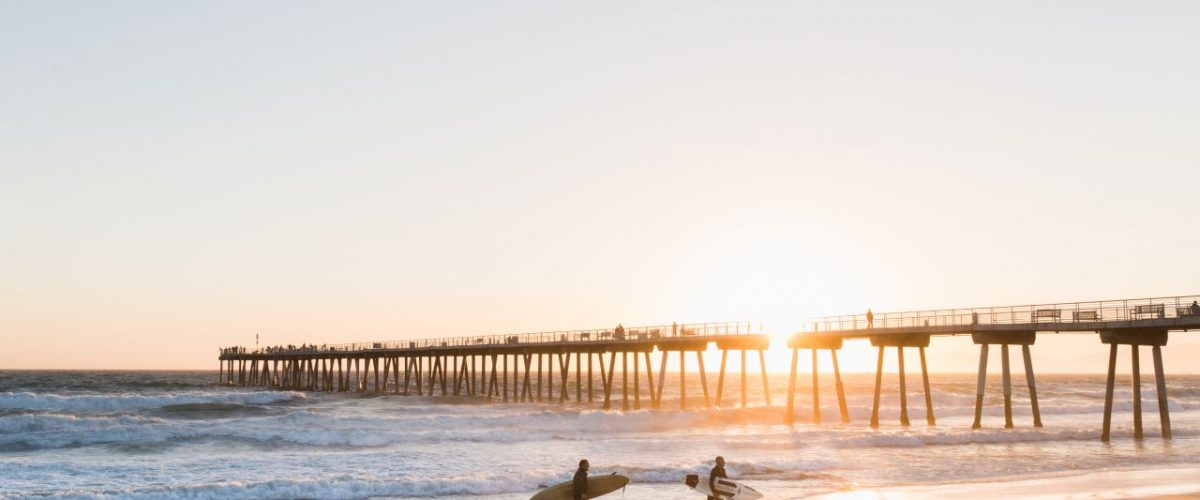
707 465 728 500
573 468 588 500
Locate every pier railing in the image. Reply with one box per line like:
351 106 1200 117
813 294 1200 332
228 321 756 356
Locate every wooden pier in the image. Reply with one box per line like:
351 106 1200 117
220 294 1200 441
219 321 774 411
796 294 1200 440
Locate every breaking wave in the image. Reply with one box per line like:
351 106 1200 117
0 391 305 413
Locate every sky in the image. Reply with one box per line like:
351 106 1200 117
2 1 1199 371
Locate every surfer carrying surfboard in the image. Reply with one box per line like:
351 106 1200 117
531 460 627 500
707 456 728 500
684 457 762 500
573 459 590 500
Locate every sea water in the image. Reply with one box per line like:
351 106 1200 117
2 370 1198 499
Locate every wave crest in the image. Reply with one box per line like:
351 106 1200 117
0 391 305 413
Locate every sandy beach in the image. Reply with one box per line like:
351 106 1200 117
809 467 1200 500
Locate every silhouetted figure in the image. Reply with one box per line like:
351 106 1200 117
708 456 728 500
672 322 678 337
866 308 874 328
1191 300 1200 315
573 459 590 500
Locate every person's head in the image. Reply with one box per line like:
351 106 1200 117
715 456 725 467
579 459 589 471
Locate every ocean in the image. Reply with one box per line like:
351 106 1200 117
2 370 1198 499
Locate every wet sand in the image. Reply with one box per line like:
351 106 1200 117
808 466 1200 500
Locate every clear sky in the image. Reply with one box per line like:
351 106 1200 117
3 1 1199 371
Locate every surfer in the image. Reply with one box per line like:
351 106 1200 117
573 459 589 500
707 456 727 500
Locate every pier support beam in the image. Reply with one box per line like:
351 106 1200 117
1022 345 1042 427
1002 344 1013 428
655 350 667 409
558 352 571 403
604 352 616 410
1100 329 1170 441
920 347 935 426
644 352 655 408
869 334 930 427
634 351 640 410
680 350 686 410
898 346 909 426
740 350 747 408
759 350 771 407
1132 345 1143 439
784 335 845 425
785 348 798 425
1153 346 1172 439
656 340 709 411
871 345 884 428
716 350 728 408
522 353 533 402
622 351 629 411
970 332 1037 429
1102 344 1117 441
812 349 820 423
833 349 849 423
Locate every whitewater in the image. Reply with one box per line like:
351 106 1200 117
2 371 1198 499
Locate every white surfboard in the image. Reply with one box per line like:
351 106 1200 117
684 474 764 500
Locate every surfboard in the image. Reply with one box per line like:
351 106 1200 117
684 473 764 500
530 473 630 500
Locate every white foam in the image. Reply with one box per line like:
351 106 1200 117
24 474 543 499
0 391 304 412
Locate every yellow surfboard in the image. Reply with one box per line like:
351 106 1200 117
531 473 630 500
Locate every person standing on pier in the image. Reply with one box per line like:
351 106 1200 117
707 456 728 500
1191 300 1200 315
866 309 874 328
573 459 590 500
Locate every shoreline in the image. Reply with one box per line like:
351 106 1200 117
807 465 1200 499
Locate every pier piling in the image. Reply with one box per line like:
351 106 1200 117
1002 344 1013 429
1132 345 1143 440
811 349 820 423
1153 346 1171 438
1100 329 1170 441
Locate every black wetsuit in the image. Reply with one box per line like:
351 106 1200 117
707 465 727 500
573 468 588 500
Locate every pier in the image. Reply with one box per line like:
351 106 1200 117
219 321 772 412
220 294 1200 441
